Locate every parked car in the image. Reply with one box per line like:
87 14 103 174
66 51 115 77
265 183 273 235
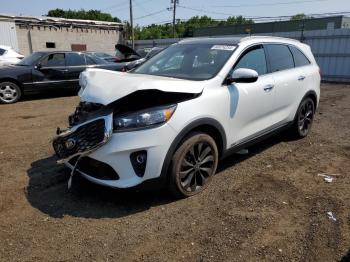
136 47 163 58
115 44 142 62
0 45 24 66
88 52 119 63
0 51 126 104
119 47 165 71
53 36 321 197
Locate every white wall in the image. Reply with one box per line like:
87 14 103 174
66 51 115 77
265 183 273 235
16 25 122 56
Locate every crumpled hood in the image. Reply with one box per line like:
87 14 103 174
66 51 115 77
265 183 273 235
79 69 205 105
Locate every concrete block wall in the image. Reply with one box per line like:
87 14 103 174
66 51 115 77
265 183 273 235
16 25 122 56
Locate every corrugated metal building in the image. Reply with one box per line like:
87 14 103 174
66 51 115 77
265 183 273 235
0 14 125 55
193 16 350 37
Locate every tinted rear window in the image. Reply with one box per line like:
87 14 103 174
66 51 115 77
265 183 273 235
266 44 294 72
0 48 6 55
289 46 310 67
66 53 86 66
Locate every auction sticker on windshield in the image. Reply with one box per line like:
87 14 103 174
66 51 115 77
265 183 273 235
211 45 236 51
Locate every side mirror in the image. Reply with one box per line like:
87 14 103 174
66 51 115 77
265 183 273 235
227 68 258 84
36 63 42 69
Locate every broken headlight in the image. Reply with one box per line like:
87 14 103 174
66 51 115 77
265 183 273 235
113 104 176 132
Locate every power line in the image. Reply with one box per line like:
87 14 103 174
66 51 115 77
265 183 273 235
134 9 168 20
178 4 350 19
177 5 233 16
141 10 350 25
209 0 330 8
176 10 350 22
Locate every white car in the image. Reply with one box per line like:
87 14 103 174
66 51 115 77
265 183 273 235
0 45 24 66
53 36 320 197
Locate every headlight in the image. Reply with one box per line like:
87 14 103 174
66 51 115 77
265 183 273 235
113 105 176 132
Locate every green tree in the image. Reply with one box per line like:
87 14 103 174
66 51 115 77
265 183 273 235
46 8 121 23
134 15 254 40
290 13 308 21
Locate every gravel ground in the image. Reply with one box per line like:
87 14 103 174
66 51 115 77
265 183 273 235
0 83 349 262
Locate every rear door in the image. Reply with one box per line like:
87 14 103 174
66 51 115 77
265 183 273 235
65 53 88 89
264 44 302 122
288 45 314 101
228 45 278 145
32 53 67 90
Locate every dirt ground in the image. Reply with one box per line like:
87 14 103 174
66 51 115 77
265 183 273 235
0 83 349 262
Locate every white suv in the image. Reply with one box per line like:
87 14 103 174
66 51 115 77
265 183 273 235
53 36 320 197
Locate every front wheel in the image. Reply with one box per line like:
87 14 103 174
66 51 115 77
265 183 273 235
0 82 22 104
290 97 315 138
168 132 219 198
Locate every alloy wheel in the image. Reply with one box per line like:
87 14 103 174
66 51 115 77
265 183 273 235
179 142 215 193
298 100 314 136
0 83 18 103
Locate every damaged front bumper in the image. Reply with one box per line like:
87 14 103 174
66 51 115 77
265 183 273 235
52 111 178 189
53 114 113 176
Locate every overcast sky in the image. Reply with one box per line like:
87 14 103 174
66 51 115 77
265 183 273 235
1 0 349 26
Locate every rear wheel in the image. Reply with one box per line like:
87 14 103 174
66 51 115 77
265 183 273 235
0 81 21 104
290 97 315 138
168 132 218 198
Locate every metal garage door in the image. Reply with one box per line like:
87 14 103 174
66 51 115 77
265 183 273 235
0 21 19 51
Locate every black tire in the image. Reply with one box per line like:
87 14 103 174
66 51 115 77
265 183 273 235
0 81 22 104
168 132 219 198
290 97 315 138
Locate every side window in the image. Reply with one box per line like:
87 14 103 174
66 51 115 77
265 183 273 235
0 48 6 55
66 53 86 66
289 46 310 67
233 46 267 75
41 53 65 67
266 44 294 72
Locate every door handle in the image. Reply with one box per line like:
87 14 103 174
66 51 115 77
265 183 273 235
58 69 69 72
264 84 274 92
298 75 306 81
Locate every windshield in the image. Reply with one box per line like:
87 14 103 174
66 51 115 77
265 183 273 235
133 43 236 80
18 52 45 66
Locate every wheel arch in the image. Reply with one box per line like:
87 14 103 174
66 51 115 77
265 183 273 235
0 77 23 90
303 90 318 109
160 118 227 182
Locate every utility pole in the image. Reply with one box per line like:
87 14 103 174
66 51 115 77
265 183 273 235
172 0 178 38
129 0 134 49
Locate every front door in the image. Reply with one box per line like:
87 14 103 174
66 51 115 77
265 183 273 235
227 45 278 146
32 53 67 90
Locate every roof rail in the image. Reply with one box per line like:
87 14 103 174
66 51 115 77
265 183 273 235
240 36 300 43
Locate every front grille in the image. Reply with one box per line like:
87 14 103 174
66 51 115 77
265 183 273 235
69 156 120 180
53 119 105 159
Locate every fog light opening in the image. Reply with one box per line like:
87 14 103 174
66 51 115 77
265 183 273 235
130 150 147 177
136 154 146 164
